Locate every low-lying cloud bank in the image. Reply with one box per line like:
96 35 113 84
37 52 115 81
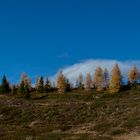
51 59 140 83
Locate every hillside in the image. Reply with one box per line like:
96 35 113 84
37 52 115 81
0 90 140 140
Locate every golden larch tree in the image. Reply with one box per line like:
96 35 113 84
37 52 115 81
20 72 31 88
93 66 104 91
19 72 31 97
21 72 27 83
128 66 138 84
84 73 92 91
109 64 122 93
56 70 66 93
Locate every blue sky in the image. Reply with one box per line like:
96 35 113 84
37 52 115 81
0 0 140 83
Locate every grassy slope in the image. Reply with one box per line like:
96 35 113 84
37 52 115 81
0 90 140 140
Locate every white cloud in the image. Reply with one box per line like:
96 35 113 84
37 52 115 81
51 59 140 83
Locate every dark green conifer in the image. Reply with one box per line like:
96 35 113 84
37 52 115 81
37 76 44 93
1 75 11 94
44 78 51 93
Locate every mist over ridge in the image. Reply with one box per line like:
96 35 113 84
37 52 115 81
51 59 140 83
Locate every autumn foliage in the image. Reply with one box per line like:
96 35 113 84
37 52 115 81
128 66 138 85
56 70 66 93
93 66 104 91
109 64 122 93
84 73 92 91
0 63 140 97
